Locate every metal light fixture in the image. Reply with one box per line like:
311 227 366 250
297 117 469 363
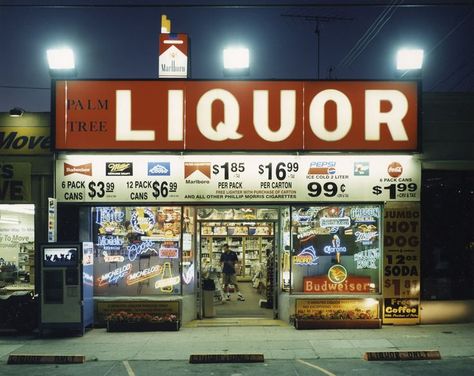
9 107 25 117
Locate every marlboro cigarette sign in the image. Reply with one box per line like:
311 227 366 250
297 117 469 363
159 33 188 78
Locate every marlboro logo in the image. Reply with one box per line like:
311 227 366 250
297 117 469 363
64 163 92 176
184 162 211 179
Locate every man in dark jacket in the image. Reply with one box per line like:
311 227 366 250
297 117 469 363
220 244 245 301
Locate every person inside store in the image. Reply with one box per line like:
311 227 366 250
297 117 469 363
220 244 245 301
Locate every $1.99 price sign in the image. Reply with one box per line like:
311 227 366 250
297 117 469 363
56 155 420 203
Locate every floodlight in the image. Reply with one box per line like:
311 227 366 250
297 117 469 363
396 48 424 70
47 48 75 70
223 47 249 70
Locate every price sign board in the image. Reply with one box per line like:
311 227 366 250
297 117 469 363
383 202 421 325
55 154 420 203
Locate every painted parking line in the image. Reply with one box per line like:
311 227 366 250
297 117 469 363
123 360 136 376
296 359 337 376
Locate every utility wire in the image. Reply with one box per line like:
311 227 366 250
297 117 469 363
425 8 474 90
0 85 50 90
449 68 474 90
337 0 402 69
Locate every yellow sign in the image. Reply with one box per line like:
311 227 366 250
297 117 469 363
0 162 31 202
0 126 51 155
296 299 379 320
383 202 421 324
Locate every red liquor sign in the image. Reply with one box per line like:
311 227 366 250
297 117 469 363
54 80 419 151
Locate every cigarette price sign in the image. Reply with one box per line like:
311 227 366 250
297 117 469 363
55 154 420 203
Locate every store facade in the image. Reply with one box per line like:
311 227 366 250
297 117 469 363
0 113 52 285
0 112 52 329
52 80 422 326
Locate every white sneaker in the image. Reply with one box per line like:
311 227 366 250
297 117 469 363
237 294 245 301
226 294 231 301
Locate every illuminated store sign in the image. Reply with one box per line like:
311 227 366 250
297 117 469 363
55 80 419 151
98 263 132 286
127 240 158 261
95 207 125 226
354 230 378 245
102 251 125 263
354 248 380 269
327 264 348 284
182 263 194 285
0 126 51 155
0 162 31 202
130 208 155 234
323 235 347 255
159 246 179 259
155 262 178 292
320 217 351 228
294 245 319 266
126 264 163 285
304 275 372 293
155 276 180 290
98 236 124 250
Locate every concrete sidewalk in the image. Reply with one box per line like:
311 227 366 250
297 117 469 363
1 321 474 362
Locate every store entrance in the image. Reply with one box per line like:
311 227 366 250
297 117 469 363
198 208 277 319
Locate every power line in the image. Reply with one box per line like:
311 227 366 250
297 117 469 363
337 0 402 69
425 8 473 90
0 85 50 90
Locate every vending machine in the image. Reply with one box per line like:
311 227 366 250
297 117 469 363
39 242 94 336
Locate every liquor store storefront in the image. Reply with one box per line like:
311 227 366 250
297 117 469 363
53 80 421 327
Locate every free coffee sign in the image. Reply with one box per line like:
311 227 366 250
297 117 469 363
54 80 419 151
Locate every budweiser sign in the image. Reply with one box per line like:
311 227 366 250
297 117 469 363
64 163 92 176
55 80 419 151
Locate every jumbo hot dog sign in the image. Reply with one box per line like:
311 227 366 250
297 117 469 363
54 80 419 151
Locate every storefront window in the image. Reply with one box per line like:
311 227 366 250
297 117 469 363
290 204 382 295
92 206 182 296
421 170 474 300
0 204 35 290
182 206 195 294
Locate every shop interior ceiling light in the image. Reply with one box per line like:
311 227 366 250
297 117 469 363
0 216 20 224
47 47 75 70
396 48 424 70
0 204 35 215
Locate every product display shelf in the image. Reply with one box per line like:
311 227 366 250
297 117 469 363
200 223 276 281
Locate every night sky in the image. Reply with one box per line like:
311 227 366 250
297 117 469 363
0 0 473 112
